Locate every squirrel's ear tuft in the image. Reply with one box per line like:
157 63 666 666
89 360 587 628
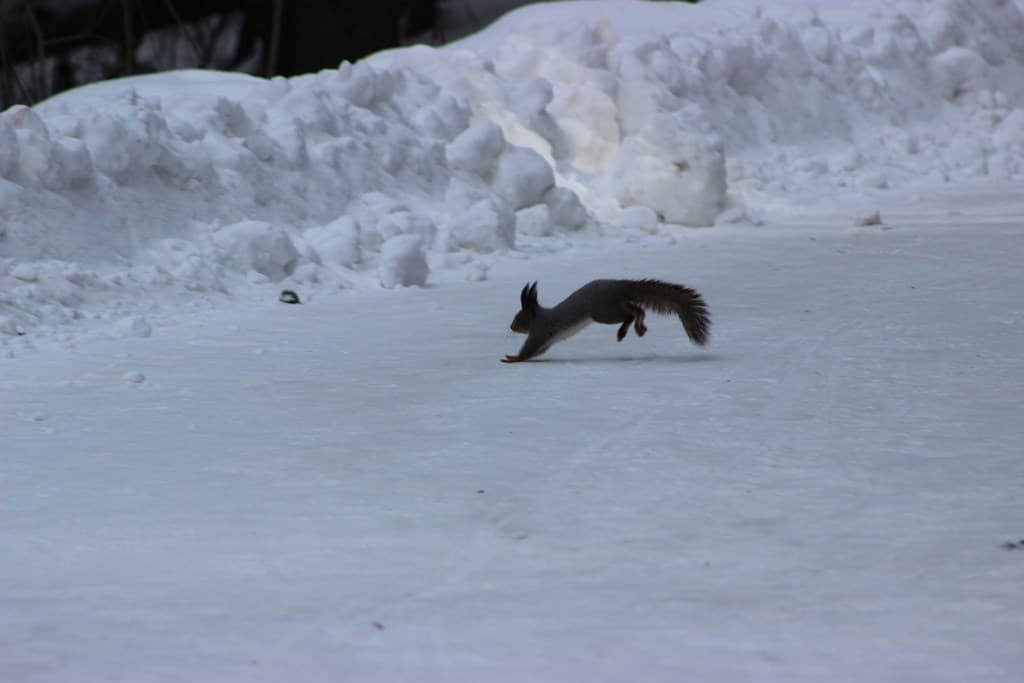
520 281 539 309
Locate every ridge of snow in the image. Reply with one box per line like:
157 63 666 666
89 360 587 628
2 0 1024 347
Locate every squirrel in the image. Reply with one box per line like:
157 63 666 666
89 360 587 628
502 279 711 362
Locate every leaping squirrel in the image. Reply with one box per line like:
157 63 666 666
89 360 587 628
502 279 711 362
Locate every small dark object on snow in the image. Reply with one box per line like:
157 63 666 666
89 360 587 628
279 290 301 304
856 210 883 226
1002 539 1024 550
372 621 385 630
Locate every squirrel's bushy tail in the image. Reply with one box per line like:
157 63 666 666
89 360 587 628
626 279 711 346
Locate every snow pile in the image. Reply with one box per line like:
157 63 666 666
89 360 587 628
0 64 591 339
381 0 1024 211
2 0 1024 342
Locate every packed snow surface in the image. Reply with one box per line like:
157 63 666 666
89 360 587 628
2 0 1024 680
4 184 1024 681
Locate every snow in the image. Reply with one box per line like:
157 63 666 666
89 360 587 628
4 0 1024 340
210 220 301 283
378 234 430 288
2 0 1024 680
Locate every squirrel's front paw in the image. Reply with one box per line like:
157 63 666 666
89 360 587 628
501 354 523 363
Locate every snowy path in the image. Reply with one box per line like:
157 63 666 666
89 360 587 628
4 185 1024 681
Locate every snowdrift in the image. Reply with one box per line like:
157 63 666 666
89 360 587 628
2 0 1023 342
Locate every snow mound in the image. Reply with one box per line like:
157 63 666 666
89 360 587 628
377 0 1024 214
0 60 586 338
3 0 1024 342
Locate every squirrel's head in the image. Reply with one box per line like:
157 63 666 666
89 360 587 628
510 281 539 333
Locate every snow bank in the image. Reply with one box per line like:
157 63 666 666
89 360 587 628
2 0 1024 342
0 63 587 339
384 0 1024 210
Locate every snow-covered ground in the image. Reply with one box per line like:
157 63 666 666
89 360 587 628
3 0 1024 680
4 183 1024 681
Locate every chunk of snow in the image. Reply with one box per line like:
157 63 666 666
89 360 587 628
378 235 429 288
620 205 659 233
465 263 489 282
442 196 515 252
611 115 726 226
304 216 362 268
715 207 764 227
491 144 555 210
79 93 172 183
211 221 300 283
544 187 590 232
114 316 153 338
516 204 553 237
10 263 39 282
43 137 94 189
446 120 505 177
931 47 988 101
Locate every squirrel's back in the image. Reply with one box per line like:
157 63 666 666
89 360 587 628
552 279 630 320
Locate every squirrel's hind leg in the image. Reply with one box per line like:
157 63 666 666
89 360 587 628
616 305 647 341
633 306 647 337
